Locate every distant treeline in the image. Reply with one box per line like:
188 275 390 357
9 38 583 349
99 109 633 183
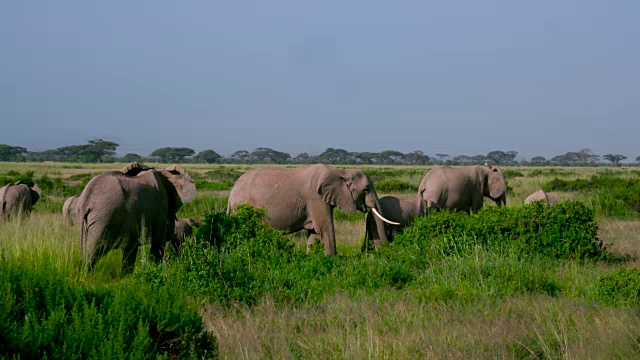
0 141 637 166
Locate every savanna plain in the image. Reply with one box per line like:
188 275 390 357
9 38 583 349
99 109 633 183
2 162 640 359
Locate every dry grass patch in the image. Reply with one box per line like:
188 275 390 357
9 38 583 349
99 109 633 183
202 294 640 359
599 219 640 261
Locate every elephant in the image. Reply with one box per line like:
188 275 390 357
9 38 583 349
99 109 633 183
0 181 41 219
62 195 80 224
172 218 202 249
418 164 507 213
226 164 399 255
361 195 426 252
524 189 556 205
76 162 196 273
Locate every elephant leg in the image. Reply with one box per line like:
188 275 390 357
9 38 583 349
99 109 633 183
121 243 139 274
307 205 337 255
86 239 109 272
149 223 168 263
306 230 321 253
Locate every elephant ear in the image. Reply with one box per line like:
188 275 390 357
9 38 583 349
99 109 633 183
30 183 41 205
487 167 506 199
317 168 357 212
121 162 151 176
163 165 196 204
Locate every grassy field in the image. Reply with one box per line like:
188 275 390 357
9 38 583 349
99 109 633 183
2 162 640 359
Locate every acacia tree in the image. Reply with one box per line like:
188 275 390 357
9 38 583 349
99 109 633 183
194 149 222 164
122 153 143 162
603 154 627 166
576 148 599 165
0 144 28 161
405 150 429 165
530 156 546 164
150 147 195 162
435 154 449 164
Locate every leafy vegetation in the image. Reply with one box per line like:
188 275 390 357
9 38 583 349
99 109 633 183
544 176 640 216
0 255 217 359
395 201 604 261
374 179 418 193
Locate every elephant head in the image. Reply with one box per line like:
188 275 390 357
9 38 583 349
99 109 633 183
317 168 399 225
485 164 506 207
122 162 196 214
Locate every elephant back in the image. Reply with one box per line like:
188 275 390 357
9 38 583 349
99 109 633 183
121 162 151 176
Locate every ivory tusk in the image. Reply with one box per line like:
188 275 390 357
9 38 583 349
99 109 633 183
372 207 400 226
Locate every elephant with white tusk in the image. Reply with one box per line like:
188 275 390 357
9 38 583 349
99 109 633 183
0 181 41 219
418 164 507 213
226 164 399 255
362 195 426 252
76 162 196 273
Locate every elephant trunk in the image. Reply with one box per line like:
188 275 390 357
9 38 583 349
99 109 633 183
495 193 507 207
364 191 397 248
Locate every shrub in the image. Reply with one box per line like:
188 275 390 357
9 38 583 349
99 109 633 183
544 176 640 216
375 179 418 193
0 170 34 186
0 259 218 359
195 180 233 191
394 201 604 261
203 168 243 183
503 169 524 178
593 267 640 306
527 169 576 177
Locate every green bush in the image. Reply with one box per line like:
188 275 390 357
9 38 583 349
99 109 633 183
544 176 640 216
365 168 426 183
0 259 218 359
503 169 524 178
195 180 233 191
593 267 640 306
203 168 243 183
527 169 576 177
375 179 418 193
394 201 604 261
0 170 34 186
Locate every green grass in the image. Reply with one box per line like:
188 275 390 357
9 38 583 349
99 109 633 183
3 162 640 358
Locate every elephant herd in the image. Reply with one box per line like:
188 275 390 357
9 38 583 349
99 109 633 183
1 162 552 274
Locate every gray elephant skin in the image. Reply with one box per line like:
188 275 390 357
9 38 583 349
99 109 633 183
172 218 202 249
227 164 398 255
76 162 196 273
418 164 507 213
524 189 555 205
362 195 426 251
0 181 41 219
62 195 80 224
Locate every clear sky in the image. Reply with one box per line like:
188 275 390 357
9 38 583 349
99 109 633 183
1 1 638 160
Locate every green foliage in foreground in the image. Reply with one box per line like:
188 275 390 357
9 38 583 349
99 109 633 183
594 267 640 306
544 176 640 216
0 257 218 359
397 201 604 261
134 203 602 307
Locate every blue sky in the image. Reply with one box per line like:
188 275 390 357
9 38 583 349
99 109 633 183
1 1 638 160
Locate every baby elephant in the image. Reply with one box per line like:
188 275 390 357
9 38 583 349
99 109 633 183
172 218 202 249
524 189 556 205
0 181 41 219
362 195 426 252
62 195 80 225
